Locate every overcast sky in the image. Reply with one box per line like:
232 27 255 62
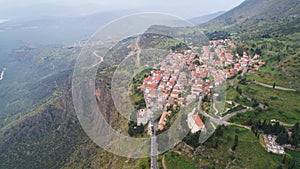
0 0 244 20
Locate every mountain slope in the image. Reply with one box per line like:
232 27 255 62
201 0 300 90
189 11 225 25
201 0 300 38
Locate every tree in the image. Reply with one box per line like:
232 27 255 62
256 120 262 129
273 122 284 135
264 123 273 134
232 135 239 151
215 126 224 137
128 122 145 137
282 154 287 164
193 60 201 66
291 123 299 133
255 48 262 55
273 82 276 89
183 131 202 148
236 46 244 57
291 123 300 146
276 131 289 145
252 99 259 107
247 119 253 126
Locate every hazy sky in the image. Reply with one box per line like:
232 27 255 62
0 0 244 20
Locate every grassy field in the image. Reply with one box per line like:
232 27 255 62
229 83 300 125
164 126 293 168
201 126 285 168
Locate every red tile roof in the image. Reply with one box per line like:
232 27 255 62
149 83 157 89
192 114 205 127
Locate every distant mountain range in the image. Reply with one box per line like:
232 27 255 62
189 11 225 25
0 10 224 52
0 10 138 52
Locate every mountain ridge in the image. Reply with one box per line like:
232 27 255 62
201 0 300 38
189 11 226 25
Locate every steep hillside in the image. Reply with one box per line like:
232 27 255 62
201 0 300 38
0 46 79 128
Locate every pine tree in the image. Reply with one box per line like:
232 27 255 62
282 154 286 164
232 135 239 151
276 131 289 145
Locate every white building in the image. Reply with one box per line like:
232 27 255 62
187 108 205 133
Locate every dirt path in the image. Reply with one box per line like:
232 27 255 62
162 155 167 169
135 35 141 67
254 81 296 91
225 122 251 131
126 35 142 66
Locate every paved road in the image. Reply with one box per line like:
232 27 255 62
197 82 253 126
150 120 158 169
151 135 158 169
221 107 253 122
254 81 296 91
150 136 158 169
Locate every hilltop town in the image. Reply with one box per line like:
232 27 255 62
135 38 265 134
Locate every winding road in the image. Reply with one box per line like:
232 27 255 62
0 69 5 81
82 51 104 69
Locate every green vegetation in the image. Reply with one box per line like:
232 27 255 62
205 30 230 40
201 126 285 168
245 35 300 90
164 152 197 169
249 120 288 142
286 150 300 169
231 134 239 151
168 126 293 168
164 104 181 129
229 83 300 124
229 105 246 113
128 122 145 137
226 86 253 107
183 131 202 148
0 46 77 128
130 69 154 110
202 0 300 39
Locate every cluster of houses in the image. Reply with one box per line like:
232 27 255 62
136 38 265 133
263 134 285 155
138 50 210 131
206 39 265 78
